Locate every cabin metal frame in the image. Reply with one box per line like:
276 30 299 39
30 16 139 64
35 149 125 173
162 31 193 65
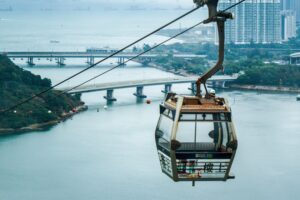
155 0 238 184
155 93 237 182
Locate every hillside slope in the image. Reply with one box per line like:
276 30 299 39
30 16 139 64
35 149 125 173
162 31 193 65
0 55 84 132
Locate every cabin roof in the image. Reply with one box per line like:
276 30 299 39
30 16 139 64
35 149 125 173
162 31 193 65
164 95 231 113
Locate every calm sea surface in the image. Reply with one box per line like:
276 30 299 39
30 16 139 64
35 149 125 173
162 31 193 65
0 9 300 200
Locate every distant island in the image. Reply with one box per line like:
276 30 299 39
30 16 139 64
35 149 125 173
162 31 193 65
0 55 86 135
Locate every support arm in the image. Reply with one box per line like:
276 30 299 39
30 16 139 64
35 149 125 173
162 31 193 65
193 0 233 96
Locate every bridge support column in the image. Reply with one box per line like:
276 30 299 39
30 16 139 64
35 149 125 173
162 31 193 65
162 84 172 94
188 83 197 94
211 81 217 88
221 81 226 88
104 89 117 102
27 57 35 66
134 86 147 98
57 57 65 66
117 57 126 66
87 57 95 65
211 81 226 89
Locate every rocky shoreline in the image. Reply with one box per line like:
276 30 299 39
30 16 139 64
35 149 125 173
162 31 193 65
0 105 88 136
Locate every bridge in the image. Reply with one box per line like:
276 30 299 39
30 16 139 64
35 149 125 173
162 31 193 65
59 75 237 102
3 51 206 66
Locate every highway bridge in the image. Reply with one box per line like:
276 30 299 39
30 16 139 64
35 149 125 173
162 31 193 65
59 75 237 102
3 51 206 66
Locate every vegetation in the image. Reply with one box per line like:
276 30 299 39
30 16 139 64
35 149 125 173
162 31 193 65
225 59 300 87
153 54 209 75
137 28 300 88
0 55 83 130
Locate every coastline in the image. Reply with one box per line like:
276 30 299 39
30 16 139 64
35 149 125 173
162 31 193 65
229 84 300 93
147 63 300 93
0 105 88 136
147 63 188 77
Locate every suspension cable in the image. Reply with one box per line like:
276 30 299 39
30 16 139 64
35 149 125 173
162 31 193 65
0 7 200 114
60 0 246 95
0 0 246 113
60 21 204 95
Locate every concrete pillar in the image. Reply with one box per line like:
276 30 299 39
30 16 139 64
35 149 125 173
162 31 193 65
104 89 117 102
87 57 95 65
210 81 226 89
221 81 226 88
212 81 217 88
117 57 121 64
90 57 95 65
57 57 65 66
162 84 172 94
27 57 35 66
134 86 147 98
122 57 126 66
188 82 197 94
117 57 126 66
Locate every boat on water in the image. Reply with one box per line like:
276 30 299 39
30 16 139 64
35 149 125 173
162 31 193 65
297 95 300 101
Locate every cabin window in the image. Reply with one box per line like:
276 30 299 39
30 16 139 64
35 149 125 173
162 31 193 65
158 114 173 142
176 116 215 143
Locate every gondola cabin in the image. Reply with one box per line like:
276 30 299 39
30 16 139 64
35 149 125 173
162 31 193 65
155 93 237 182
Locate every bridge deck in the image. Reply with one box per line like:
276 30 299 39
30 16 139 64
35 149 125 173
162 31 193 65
58 76 237 94
4 52 206 59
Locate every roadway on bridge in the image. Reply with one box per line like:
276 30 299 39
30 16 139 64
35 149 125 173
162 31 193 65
4 51 206 59
59 75 237 94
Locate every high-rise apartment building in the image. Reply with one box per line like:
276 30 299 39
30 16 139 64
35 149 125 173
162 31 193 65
218 0 281 44
281 0 300 23
292 0 300 24
281 10 296 41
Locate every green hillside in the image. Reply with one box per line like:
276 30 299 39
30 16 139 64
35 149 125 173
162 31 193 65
0 55 84 130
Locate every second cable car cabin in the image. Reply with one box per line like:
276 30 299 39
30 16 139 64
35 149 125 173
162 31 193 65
155 93 237 182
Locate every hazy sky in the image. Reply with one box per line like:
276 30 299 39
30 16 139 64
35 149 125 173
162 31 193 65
0 0 196 10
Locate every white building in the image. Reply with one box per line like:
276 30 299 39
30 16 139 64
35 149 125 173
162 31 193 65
281 10 297 41
281 0 300 23
218 0 281 44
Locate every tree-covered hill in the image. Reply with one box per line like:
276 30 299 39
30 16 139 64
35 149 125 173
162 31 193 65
0 55 84 130
224 59 300 87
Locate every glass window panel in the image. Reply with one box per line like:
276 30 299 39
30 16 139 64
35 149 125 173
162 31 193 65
177 121 195 143
201 114 213 121
180 114 196 121
177 121 215 143
221 122 229 147
158 115 173 142
196 122 215 143
180 114 214 121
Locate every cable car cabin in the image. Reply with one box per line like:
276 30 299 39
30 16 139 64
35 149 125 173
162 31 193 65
155 93 237 182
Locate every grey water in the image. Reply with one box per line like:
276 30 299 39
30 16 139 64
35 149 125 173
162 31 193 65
1 9 300 200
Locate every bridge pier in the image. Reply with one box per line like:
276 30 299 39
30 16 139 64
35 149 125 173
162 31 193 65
57 57 65 66
104 89 117 102
211 81 226 89
27 57 35 66
162 84 172 94
117 57 126 66
188 82 197 94
134 86 147 98
87 57 95 65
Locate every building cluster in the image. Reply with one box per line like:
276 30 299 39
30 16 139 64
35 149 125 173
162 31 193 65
217 0 299 44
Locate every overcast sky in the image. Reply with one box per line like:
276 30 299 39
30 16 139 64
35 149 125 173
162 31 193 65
0 0 197 10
